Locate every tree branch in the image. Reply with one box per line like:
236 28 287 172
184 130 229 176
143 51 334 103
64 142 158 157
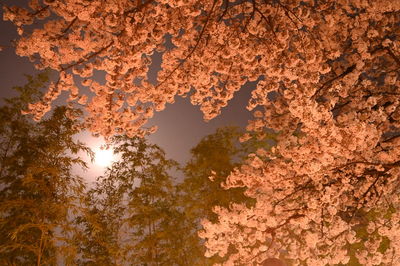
155 0 218 90
60 41 114 72
312 64 356 100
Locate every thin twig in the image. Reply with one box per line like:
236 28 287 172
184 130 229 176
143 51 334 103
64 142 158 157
60 41 114 72
155 0 218 90
311 64 356 100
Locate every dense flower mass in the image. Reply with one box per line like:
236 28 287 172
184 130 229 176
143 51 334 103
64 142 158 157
4 0 400 264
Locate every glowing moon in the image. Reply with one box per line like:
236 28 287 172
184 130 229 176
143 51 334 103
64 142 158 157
95 148 114 167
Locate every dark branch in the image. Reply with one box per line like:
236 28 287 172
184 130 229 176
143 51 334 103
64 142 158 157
312 64 356 100
155 0 218 90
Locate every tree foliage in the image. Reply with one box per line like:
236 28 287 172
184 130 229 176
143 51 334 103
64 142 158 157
76 135 180 265
176 126 275 265
0 74 91 265
74 126 273 265
4 0 400 265
181 126 256 222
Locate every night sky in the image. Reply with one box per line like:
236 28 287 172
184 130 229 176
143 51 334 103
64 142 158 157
0 3 254 181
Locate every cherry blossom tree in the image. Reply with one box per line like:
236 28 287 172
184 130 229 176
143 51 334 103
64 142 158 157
4 0 400 265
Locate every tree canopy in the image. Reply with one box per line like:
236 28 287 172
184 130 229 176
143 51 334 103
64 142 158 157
0 73 91 265
75 135 180 265
177 126 264 265
4 0 400 265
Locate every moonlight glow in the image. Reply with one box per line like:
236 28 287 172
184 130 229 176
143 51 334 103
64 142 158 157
95 148 114 167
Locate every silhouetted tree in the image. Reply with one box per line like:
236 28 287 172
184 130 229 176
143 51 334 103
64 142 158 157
0 73 92 265
176 126 274 265
76 135 179 265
